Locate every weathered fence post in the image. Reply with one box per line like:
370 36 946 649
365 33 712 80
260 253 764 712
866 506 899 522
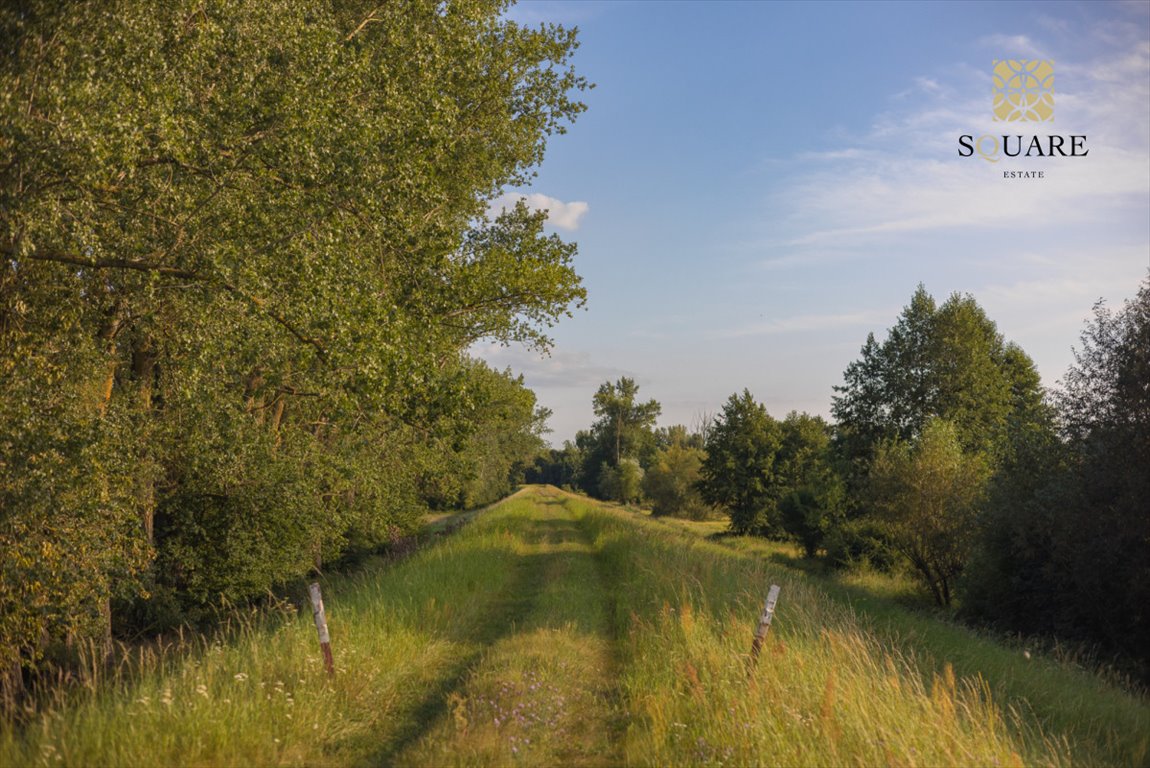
308 582 335 677
749 584 781 668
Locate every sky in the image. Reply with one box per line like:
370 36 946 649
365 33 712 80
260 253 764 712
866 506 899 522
476 0 1150 446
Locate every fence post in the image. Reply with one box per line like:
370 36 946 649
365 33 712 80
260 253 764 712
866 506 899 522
749 584 781 668
308 582 335 677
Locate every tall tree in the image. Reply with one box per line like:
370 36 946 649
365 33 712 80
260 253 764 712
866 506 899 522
832 286 1046 493
776 413 844 557
591 377 662 465
965 275 1150 667
699 390 783 534
576 377 660 498
1051 278 1150 662
0 0 589 688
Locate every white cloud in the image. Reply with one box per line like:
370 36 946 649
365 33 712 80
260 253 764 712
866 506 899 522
978 33 1049 59
735 20 1149 397
491 192 590 231
763 31 1149 252
716 310 894 339
472 342 628 389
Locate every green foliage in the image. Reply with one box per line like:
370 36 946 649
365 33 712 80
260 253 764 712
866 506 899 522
779 486 840 559
832 286 1046 497
964 275 1150 671
0 0 588 691
524 441 583 489
598 458 644 504
775 412 844 556
592 377 662 465
869 418 990 606
0 328 151 681
576 378 660 497
823 519 897 572
451 362 552 509
698 390 783 534
642 441 711 519
652 423 706 452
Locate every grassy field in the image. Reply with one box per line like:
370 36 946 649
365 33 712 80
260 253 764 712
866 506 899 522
2 485 1147 766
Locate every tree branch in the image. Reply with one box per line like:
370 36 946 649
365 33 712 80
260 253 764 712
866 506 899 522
346 8 383 41
219 281 330 365
7 245 199 279
5 245 330 365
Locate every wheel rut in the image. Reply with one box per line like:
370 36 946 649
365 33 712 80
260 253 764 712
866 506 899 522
388 491 626 767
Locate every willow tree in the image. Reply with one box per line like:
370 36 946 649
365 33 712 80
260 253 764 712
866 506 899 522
869 418 989 606
1 0 588 685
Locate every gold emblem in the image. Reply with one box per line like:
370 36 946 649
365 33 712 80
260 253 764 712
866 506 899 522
993 60 1054 122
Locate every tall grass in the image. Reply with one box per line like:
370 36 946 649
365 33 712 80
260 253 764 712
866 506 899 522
2 486 1146 766
395 489 621 766
575 498 1149 767
0 496 541 766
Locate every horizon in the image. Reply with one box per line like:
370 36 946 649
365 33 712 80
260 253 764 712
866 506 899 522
477 0 1150 446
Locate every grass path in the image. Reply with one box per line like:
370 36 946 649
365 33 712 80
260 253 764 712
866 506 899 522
3 486 1147 767
391 488 623 766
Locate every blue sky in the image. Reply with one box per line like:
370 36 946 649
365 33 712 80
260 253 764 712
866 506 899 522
478 0 1150 445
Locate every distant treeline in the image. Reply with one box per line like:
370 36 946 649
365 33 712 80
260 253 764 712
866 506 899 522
530 278 1150 677
1 0 588 700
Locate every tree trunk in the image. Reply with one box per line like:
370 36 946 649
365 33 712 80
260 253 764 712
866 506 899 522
244 368 266 423
132 335 157 548
615 421 622 465
270 395 286 451
94 302 124 417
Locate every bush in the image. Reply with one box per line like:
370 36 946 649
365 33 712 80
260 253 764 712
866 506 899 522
643 443 711 519
599 459 644 504
825 519 897 572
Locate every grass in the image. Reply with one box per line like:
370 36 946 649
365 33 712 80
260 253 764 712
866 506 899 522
2 485 1147 766
579 502 1148 767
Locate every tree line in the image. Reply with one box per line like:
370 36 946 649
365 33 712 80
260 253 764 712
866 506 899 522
1 0 588 701
532 278 1150 677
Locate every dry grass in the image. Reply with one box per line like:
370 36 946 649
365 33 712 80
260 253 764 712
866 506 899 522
3 486 1146 767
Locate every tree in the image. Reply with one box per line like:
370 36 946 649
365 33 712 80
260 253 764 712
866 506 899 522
1050 278 1150 662
780 486 841 559
965 275 1150 666
0 0 589 690
599 458 644 505
592 378 662 466
446 361 553 509
524 441 583 489
643 439 711 519
699 391 783 534
869 418 989 606
832 286 1045 480
776 413 844 557
578 378 660 497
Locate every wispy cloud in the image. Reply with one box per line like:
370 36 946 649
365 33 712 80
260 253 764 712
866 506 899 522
728 18 1148 398
472 343 628 389
490 192 590 231
763 28 1149 254
716 310 893 339
977 33 1050 59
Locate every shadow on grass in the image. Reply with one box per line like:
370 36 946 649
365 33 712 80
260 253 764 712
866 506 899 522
359 507 607 766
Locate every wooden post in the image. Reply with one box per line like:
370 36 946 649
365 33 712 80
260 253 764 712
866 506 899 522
308 582 335 677
749 584 781 667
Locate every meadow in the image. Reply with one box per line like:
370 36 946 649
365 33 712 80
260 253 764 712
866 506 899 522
2 485 1146 767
